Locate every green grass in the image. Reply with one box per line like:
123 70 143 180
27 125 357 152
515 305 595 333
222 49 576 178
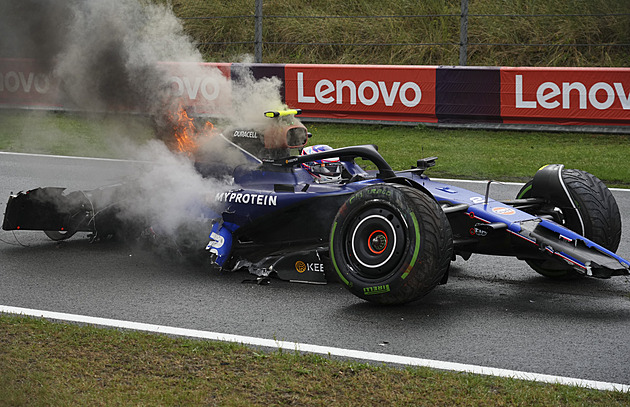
308 123 630 188
2 314 629 406
0 110 154 159
1 110 629 187
155 0 630 67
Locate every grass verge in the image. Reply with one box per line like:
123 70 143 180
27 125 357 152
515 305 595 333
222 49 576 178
308 122 630 188
1 314 629 406
0 110 154 159
1 110 629 187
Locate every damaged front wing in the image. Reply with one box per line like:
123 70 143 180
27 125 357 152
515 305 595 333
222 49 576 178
510 218 630 278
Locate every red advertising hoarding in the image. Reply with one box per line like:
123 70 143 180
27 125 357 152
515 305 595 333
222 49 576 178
161 62 232 115
3 58 629 128
0 59 232 114
0 58 60 109
501 67 630 126
284 64 437 123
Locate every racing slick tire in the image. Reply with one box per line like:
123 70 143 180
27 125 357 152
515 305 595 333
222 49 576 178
330 184 453 305
517 169 621 279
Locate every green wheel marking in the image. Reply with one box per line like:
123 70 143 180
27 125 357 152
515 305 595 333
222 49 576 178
401 212 421 280
330 222 351 286
363 284 390 295
517 184 533 199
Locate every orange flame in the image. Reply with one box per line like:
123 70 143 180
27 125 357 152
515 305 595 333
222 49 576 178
168 105 214 156
170 106 197 155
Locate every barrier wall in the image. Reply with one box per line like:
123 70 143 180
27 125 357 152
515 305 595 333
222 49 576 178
1 58 628 126
0 59 61 109
500 67 630 126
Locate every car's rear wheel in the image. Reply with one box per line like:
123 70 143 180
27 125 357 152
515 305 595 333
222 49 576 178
517 169 621 279
44 230 77 241
330 184 452 305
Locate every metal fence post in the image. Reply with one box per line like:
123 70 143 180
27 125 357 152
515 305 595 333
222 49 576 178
459 0 469 66
255 0 263 63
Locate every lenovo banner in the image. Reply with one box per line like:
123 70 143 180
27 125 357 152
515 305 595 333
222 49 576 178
162 62 232 115
284 64 437 122
0 58 60 109
0 59 232 114
501 67 630 126
2 59 629 127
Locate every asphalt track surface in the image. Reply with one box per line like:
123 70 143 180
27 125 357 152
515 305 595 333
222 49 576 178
1 152 629 386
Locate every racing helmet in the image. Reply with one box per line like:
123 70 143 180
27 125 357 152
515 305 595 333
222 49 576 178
301 145 343 183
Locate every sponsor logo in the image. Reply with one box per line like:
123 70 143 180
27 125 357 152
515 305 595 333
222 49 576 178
492 207 516 215
0 71 51 94
232 130 257 139
169 75 221 101
215 192 278 206
367 187 392 197
161 62 230 106
296 72 423 108
513 74 630 111
470 225 488 237
295 261 306 273
295 261 325 274
349 188 392 204
363 284 390 295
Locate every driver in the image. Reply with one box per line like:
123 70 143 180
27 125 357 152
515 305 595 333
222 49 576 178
301 144 343 183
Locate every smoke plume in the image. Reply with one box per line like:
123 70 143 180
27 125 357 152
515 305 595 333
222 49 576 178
0 0 287 251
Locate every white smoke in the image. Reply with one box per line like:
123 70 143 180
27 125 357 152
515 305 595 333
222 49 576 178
1 0 288 132
228 64 285 131
116 140 231 237
1 0 289 248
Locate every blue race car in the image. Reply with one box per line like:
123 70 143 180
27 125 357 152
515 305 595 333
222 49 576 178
3 109 629 304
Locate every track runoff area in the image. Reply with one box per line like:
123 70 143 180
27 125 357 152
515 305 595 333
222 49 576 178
2 153 629 392
2 305 628 393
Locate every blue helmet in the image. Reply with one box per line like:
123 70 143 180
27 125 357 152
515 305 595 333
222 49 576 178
301 145 343 183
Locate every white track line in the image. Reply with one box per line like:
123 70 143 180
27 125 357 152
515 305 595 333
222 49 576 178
432 177 630 192
432 177 526 186
0 151 135 162
2 305 628 393
2 152 628 192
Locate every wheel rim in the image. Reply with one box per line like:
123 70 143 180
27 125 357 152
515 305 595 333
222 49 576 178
344 205 406 279
367 229 388 254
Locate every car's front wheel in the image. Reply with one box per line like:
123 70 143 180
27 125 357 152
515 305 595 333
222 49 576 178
517 168 621 279
330 184 452 305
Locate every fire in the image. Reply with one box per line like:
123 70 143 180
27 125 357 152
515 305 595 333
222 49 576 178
170 106 197 155
168 105 215 156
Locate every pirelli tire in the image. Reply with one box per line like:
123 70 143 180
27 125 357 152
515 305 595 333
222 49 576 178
517 169 621 279
330 184 453 305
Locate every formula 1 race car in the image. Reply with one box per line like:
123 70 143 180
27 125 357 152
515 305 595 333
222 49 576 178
3 109 630 305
